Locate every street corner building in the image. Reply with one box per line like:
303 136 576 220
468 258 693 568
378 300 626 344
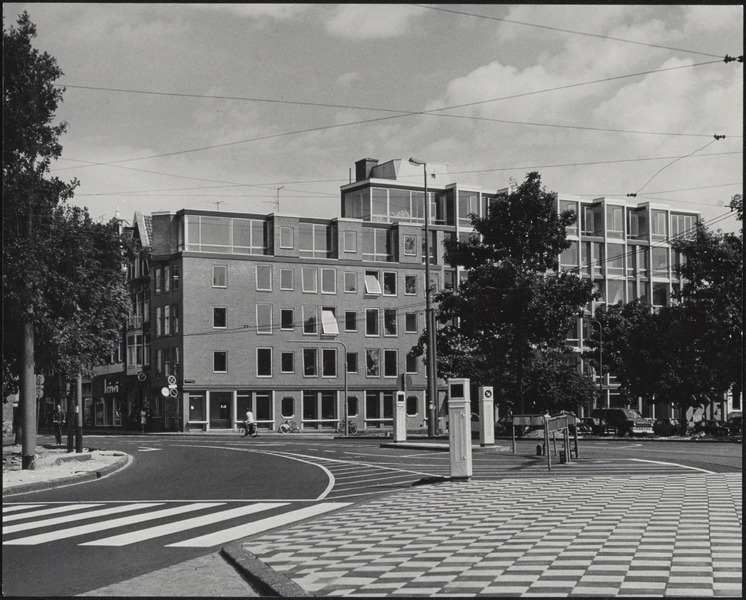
85 156 728 435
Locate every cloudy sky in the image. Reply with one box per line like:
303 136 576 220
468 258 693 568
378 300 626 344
5 3 743 231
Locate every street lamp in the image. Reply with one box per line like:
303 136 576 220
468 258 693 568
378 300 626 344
586 318 603 413
409 157 438 437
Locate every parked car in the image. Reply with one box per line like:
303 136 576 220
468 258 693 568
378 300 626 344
692 420 730 437
494 416 530 437
581 417 614 436
653 418 681 437
727 412 742 436
592 408 654 436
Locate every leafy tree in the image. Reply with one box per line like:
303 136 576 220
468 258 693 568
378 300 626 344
593 197 743 414
3 12 132 466
423 172 598 413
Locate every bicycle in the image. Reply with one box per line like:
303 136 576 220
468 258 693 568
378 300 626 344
239 421 259 438
278 420 301 433
335 419 358 434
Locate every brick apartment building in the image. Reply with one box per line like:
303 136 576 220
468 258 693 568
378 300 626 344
87 156 733 432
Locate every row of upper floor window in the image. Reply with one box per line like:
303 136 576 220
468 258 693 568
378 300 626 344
561 200 697 242
208 264 438 295
559 241 686 278
211 346 419 379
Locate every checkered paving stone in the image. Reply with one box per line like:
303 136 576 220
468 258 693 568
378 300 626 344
244 474 742 597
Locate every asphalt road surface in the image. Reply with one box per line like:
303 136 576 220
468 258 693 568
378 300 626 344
2 433 741 596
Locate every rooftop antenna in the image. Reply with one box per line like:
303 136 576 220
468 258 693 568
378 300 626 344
275 186 285 213
214 201 224 211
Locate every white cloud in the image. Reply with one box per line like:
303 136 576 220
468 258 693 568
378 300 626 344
337 71 362 87
186 3 310 21
325 5 422 39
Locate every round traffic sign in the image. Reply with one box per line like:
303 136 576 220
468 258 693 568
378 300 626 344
137 372 147 382
161 387 170 397
169 388 179 398
167 375 177 386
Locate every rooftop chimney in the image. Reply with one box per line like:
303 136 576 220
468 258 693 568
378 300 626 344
355 158 379 182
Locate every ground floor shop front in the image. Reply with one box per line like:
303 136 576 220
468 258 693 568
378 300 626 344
179 388 439 433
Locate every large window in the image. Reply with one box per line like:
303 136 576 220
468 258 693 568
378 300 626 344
607 244 625 276
345 311 357 332
185 215 266 254
281 352 294 373
344 272 358 293
362 228 391 262
383 272 397 295
384 309 397 336
458 191 479 226
671 213 695 240
366 349 380 377
321 268 336 294
405 274 417 295
302 267 318 293
280 268 294 290
127 334 143 367
322 349 337 377
651 210 667 241
560 241 579 269
560 200 578 236
384 349 398 377
652 247 669 277
214 307 227 329
299 223 333 258
606 205 624 238
320 307 339 335
364 271 381 295
405 312 418 333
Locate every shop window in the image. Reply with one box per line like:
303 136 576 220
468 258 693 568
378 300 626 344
347 396 358 417
406 396 418 416
255 392 272 421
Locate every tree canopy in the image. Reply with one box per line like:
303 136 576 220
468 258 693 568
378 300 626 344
423 172 598 413
3 12 132 398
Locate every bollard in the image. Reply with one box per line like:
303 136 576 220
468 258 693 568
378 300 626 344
448 379 472 479
393 391 407 442
478 386 495 447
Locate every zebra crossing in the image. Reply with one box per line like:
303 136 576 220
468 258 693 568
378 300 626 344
2 500 349 548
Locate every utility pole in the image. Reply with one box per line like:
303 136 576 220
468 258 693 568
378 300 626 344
75 374 83 453
20 205 36 469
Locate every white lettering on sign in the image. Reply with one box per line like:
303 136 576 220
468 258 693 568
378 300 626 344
105 379 119 394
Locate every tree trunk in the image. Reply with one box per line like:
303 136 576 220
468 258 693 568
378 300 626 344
20 307 36 470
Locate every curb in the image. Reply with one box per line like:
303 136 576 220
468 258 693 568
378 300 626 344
3 453 132 496
221 542 312 597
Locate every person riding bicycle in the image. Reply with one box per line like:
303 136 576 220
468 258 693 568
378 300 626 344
243 409 257 437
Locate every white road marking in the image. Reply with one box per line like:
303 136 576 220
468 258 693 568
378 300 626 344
81 502 285 547
4 503 162 534
628 458 715 474
3 503 105 522
2 504 44 514
167 502 351 548
3 503 220 545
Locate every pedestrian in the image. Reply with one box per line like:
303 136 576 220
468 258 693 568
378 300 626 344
52 404 66 445
140 408 147 433
243 409 257 437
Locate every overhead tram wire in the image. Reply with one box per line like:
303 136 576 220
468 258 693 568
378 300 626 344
67 150 741 199
51 59 724 172
412 4 727 59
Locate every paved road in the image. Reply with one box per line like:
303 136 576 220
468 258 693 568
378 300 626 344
2 433 741 596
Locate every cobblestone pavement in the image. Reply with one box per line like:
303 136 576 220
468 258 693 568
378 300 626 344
238 473 742 597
